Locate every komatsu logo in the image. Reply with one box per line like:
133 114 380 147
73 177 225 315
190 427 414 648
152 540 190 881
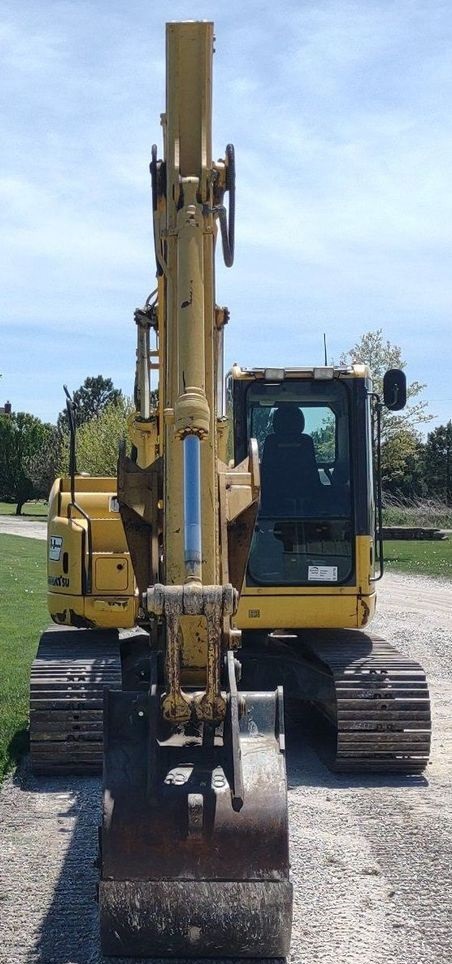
48 575 70 588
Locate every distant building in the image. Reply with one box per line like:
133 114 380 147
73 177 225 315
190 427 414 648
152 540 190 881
0 401 12 416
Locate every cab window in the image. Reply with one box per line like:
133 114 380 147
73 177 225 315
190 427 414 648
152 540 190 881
246 379 353 586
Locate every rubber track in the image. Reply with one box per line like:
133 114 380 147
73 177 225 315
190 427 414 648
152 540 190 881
30 631 121 775
305 632 431 773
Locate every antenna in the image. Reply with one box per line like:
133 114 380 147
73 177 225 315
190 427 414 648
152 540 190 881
323 333 328 366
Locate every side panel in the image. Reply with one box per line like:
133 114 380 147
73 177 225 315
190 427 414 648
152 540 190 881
48 592 137 629
47 477 138 629
236 536 375 630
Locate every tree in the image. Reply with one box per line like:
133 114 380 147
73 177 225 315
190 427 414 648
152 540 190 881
311 414 335 462
0 413 53 514
61 397 133 477
340 329 431 495
340 329 431 441
423 422 452 505
57 376 123 431
381 430 426 500
26 425 63 499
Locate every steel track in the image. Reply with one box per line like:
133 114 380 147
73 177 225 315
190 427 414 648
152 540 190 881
305 632 431 773
30 629 121 775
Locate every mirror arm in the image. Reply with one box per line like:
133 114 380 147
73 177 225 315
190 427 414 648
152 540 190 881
368 392 384 583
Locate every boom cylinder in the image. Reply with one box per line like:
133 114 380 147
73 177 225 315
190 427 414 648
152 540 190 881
174 177 211 439
183 434 202 583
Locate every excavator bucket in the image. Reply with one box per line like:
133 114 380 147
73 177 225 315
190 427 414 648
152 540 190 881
99 684 292 958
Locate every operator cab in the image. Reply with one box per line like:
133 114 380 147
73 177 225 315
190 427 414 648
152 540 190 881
230 365 374 589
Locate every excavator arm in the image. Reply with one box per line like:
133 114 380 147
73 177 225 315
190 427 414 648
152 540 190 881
99 22 293 958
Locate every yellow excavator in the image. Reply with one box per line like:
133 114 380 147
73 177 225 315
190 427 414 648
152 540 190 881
29 20 431 958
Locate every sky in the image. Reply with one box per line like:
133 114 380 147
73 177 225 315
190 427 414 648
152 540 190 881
1 0 451 432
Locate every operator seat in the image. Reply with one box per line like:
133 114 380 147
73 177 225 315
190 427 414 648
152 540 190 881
260 405 320 514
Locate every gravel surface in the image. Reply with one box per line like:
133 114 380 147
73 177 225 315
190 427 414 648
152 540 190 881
0 572 451 964
0 518 47 540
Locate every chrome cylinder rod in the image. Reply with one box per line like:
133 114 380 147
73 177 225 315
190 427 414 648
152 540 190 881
183 434 202 582
216 325 225 417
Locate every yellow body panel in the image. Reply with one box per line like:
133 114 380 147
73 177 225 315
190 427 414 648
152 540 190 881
47 477 137 629
48 592 137 628
236 536 375 630
236 590 375 630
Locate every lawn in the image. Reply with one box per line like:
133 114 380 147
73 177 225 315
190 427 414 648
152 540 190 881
384 538 452 580
0 535 48 781
0 500 48 519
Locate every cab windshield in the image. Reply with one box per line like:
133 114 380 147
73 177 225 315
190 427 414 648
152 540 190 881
246 378 353 586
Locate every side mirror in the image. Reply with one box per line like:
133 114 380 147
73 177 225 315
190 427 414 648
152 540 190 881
383 369 406 411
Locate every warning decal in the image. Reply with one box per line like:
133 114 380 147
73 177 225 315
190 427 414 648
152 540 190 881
49 536 63 562
308 565 338 582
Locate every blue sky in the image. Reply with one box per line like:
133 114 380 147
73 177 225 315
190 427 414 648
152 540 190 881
1 0 451 431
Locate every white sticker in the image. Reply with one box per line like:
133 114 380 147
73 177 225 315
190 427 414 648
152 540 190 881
49 536 63 561
308 565 338 582
109 496 120 513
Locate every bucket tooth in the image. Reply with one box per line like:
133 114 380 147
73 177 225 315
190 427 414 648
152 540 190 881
99 687 292 958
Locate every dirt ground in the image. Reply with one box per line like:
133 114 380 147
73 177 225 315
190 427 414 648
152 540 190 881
0 571 451 964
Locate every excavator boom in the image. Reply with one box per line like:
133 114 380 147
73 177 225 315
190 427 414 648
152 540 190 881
98 21 292 957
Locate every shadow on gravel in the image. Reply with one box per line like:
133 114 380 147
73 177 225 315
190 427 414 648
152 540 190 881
101 958 284 964
16 761 287 964
286 704 429 790
6 726 29 775
13 762 102 964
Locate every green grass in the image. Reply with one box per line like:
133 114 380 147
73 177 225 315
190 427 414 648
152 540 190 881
384 538 452 580
0 500 48 519
0 535 48 781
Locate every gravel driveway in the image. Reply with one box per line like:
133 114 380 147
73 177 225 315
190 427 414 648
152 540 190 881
0 517 47 540
0 572 451 964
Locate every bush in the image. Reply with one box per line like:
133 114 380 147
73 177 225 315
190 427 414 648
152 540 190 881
382 495 452 529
